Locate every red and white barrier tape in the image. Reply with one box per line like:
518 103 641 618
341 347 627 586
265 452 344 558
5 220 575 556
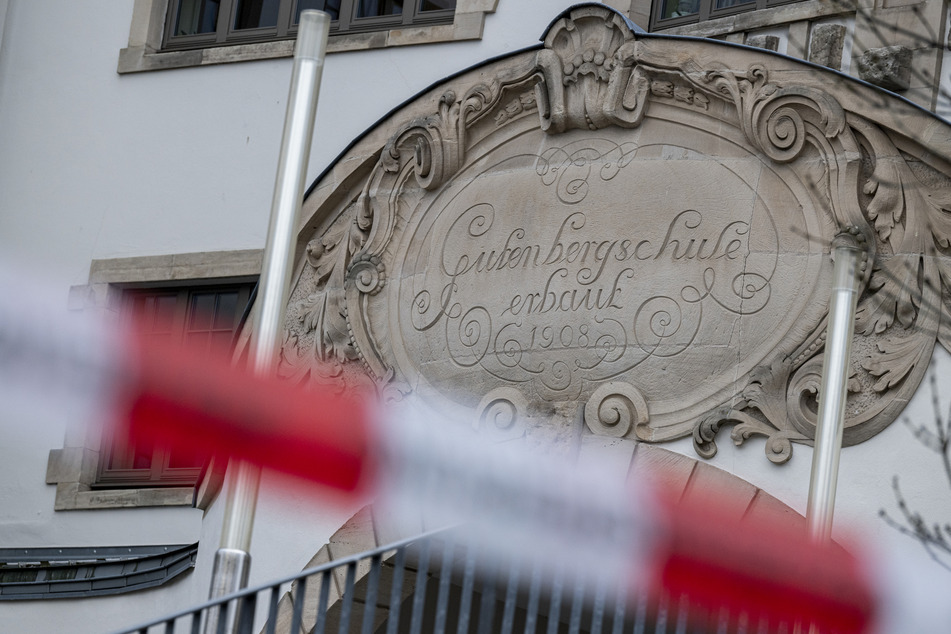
2 274 949 632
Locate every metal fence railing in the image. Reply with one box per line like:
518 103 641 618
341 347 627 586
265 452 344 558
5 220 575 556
113 529 788 634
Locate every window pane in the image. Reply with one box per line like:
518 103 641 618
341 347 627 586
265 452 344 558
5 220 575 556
132 442 154 470
188 292 216 330
174 0 220 35
185 289 244 357
185 330 210 352
132 293 177 334
213 291 240 329
233 0 281 29
106 427 137 469
153 294 178 329
166 445 204 469
662 0 699 18
418 0 454 11
130 296 150 328
715 0 755 7
211 331 235 356
296 0 340 22
357 0 404 18
107 433 153 470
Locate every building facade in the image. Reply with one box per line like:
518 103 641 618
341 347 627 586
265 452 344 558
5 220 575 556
1 0 950 631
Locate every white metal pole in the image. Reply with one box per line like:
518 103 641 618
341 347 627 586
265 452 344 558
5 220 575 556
206 9 330 615
805 230 864 544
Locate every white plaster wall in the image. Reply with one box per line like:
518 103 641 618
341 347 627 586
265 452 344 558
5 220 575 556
0 0 9 53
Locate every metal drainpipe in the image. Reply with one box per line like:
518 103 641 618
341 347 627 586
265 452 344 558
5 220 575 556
205 11 330 632
805 229 866 544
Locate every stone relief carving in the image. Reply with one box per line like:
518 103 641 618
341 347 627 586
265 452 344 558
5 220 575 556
494 91 537 127
280 71 536 401
476 387 528 440
584 382 649 438
277 4 951 464
534 11 650 133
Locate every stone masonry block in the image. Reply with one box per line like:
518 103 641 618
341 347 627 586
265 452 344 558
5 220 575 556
451 10 486 40
857 45 912 91
294 546 340 634
628 446 695 498
576 434 638 482
66 285 95 311
373 554 420 609
746 34 779 52
681 461 758 522
808 23 846 70
327 506 377 595
457 0 499 11
372 503 423 549
743 489 806 531
386 24 454 47
46 448 82 483
323 603 390 634
267 593 301 634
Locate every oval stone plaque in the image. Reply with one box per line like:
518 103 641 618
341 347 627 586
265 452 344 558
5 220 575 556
390 125 828 436
288 11 951 460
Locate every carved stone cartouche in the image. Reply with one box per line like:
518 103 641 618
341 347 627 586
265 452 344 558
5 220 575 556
277 3 951 464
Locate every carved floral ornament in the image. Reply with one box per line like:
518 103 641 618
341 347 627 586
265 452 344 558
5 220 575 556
277 4 951 464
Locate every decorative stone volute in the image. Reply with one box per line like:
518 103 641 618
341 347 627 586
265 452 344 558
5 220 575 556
273 3 951 465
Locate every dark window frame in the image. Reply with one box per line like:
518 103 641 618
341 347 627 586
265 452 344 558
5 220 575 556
650 0 802 31
163 0 457 51
94 281 254 489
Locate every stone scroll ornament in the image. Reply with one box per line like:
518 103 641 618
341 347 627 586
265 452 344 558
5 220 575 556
277 4 951 464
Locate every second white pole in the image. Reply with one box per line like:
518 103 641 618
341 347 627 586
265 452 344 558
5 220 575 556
207 8 331 617
805 230 865 544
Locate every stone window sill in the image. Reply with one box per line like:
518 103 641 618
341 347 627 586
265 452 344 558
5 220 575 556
47 449 195 510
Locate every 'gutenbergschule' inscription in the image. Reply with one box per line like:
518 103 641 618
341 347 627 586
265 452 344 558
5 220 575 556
440 208 750 318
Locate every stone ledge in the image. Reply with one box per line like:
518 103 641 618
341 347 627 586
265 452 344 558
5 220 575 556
89 249 263 284
656 0 856 39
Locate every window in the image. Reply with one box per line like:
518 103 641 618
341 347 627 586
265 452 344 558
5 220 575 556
650 0 800 30
95 283 253 488
120 0 496 73
164 0 457 51
47 250 261 510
